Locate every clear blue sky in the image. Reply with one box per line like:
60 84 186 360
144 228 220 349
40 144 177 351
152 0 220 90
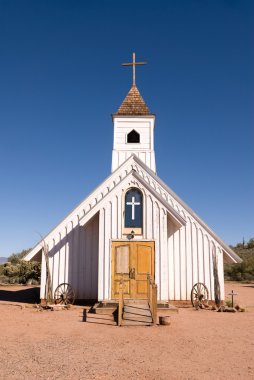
0 0 253 257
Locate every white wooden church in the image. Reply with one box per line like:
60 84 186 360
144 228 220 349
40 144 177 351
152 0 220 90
25 54 241 304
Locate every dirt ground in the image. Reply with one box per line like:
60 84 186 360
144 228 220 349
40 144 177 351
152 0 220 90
0 282 253 380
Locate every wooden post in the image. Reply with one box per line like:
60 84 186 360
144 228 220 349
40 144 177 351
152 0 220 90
118 276 124 326
147 273 157 325
153 284 157 325
147 274 150 304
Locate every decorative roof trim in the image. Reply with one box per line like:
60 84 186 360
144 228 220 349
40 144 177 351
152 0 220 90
24 154 241 264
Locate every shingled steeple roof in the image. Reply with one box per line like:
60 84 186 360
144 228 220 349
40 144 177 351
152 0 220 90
115 85 151 116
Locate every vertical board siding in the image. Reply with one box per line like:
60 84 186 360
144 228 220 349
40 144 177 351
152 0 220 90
59 233 66 286
204 235 211 299
52 235 60 295
166 215 222 301
146 196 153 239
192 223 198 285
42 173 226 302
197 229 204 284
104 203 111 299
72 218 79 296
98 208 105 301
217 247 225 301
186 218 193 300
167 217 175 300
46 214 99 301
153 202 160 298
180 227 186 300
210 242 216 301
160 209 168 300
40 250 47 299
174 228 180 300
111 196 117 239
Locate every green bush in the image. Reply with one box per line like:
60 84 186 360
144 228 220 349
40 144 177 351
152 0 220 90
224 238 254 282
2 249 41 284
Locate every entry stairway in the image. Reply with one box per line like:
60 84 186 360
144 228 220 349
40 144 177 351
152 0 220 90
121 300 153 326
86 275 176 326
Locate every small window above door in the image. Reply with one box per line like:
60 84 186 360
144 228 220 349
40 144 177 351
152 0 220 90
127 130 140 143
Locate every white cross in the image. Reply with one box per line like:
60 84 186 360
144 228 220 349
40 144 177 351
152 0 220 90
126 196 140 220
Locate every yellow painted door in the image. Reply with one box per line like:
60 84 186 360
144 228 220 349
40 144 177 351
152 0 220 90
111 242 132 299
132 241 155 298
111 241 154 299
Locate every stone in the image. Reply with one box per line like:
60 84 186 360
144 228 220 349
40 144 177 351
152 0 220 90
224 307 237 313
217 305 226 312
235 304 246 312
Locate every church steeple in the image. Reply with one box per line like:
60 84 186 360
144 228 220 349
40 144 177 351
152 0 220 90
111 53 156 174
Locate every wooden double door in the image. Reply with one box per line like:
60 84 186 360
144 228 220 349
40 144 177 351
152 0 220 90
111 241 155 299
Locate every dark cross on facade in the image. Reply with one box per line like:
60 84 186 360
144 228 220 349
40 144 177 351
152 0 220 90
122 52 147 86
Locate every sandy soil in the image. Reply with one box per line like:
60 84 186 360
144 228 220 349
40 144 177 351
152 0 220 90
0 282 253 380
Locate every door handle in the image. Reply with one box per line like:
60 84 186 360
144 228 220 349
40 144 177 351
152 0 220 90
129 268 136 279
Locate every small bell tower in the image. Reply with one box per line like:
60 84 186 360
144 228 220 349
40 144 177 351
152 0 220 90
111 53 156 173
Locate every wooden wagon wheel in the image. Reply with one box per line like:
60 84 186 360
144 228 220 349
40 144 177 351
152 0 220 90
54 283 75 305
191 283 209 309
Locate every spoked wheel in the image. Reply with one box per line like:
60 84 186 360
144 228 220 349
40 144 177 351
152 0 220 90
54 283 75 305
191 283 209 309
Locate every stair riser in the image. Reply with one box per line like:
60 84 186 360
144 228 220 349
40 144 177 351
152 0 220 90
123 308 151 317
123 314 152 323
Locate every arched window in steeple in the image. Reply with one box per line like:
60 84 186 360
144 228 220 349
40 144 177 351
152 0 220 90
127 130 140 143
125 188 143 228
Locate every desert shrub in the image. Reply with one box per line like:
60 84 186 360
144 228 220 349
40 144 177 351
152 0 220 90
3 249 41 284
224 239 254 282
247 239 254 249
0 264 4 276
3 260 41 284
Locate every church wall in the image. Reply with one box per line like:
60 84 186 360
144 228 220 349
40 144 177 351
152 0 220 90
40 213 99 300
95 173 225 302
97 178 169 301
38 158 226 303
167 214 225 301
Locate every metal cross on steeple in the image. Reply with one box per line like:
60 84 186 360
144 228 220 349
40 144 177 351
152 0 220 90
121 52 147 86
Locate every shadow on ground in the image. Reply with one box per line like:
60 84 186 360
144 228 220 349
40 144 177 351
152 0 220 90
0 287 40 304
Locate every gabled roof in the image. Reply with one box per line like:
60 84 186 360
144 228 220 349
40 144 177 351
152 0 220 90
115 85 151 115
24 154 241 264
